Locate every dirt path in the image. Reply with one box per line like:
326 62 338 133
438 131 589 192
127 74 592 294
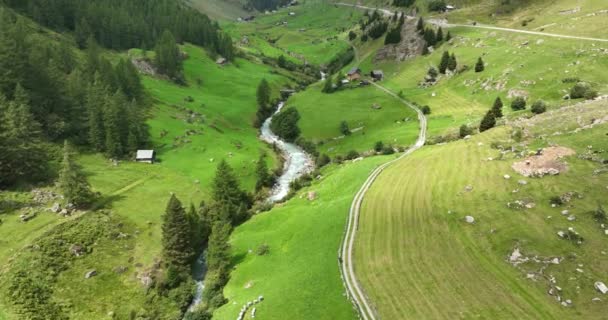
335 3 608 42
339 82 427 320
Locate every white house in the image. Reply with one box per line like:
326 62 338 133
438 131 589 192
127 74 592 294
136 150 155 163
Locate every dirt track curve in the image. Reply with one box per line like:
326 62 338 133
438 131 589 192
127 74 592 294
335 3 608 42
339 82 427 320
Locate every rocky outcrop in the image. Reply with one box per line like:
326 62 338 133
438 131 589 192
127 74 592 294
374 19 425 63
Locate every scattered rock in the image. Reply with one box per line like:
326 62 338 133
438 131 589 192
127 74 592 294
307 191 317 201
551 257 560 265
465 216 475 224
504 174 511 179
50 202 61 213
595 281 608 294
85 270 98 279
567 215 576 221
464 185 473 192
518 180 528 185
114 266 128 274
561 210 569 216
70 244 85 257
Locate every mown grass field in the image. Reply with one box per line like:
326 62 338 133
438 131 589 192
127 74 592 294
214 156 394 320
354 99 608 319
0 43 292 318
222 1 362 65
287 82 419 156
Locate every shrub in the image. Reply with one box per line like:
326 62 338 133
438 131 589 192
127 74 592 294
549 196 563 206
570 82 597 99
340 121 351 136
271 107 301 142
531 100 547 114
475 57 484 72
592 205 607 222
345 150 360 160
348 31 357 41
374 141 384 152
382 146 395 155
421 105 431 115
511 97 526 111
428 0 447 12
459 124 472 138
256 244 270 256
316 154 331 168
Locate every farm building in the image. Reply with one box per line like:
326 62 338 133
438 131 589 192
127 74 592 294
371 70 384 81
136 150 155 164
347 67 362 81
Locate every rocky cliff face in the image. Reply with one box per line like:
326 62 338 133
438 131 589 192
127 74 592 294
374 19 426 62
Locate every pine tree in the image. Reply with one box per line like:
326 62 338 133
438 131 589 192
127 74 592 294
162 194 195 268
491 97 503 118
212 160 249 225
446 31 452 41
416 17 424 32
322 75 334 93
102 92 125 158
0 94 48 186
436 27 444 42
439 51 450 74
447 53 457 72
58 141 94 207
154 30 183 80
475 57 485 72
340 121 351 136
423 28 437 46
86 77 106 151
255 153 270 191
479 109 496 132
202 220 232 310
256 79 271 108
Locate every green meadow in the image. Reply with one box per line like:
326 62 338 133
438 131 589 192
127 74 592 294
214 156 393 320
356 26 608 137
287 82 419 156
0 43 293 318
223 1 363 65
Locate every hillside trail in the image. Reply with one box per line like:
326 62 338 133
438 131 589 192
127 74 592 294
335 2 608 42
339 80 427 320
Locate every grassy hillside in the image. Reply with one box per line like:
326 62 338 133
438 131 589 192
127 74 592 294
354 99 608 319
0 43 293 319
188 0 250 21
286 82 419 156
223 1 363 65
214 156 393 320
355 26 608 138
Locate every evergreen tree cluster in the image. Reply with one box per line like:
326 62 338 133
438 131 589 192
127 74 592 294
254 79 274 127
270 107 301 142
161 160 252 315
154 30 184 82
0 10 148 186
417 18 450 54
393 0 415 7
246 0 290 11
438 51 458 74
4 0 234 59
479 97 504 132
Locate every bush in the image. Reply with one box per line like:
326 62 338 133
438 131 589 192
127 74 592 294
271 107 301 142
570 82 597 99
348 31 357 41
345 150 360 160
316 154 331 168
340 121 351 136
428 0 447 12
511 97 526 111
479 110 496 132
549 196 563 206
420 105 431 115
374 141 384 152
530 100 547 114
459 124 472 138
592 205 607 222
474 57 484 72
256 244 270 256
382 146 395 155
